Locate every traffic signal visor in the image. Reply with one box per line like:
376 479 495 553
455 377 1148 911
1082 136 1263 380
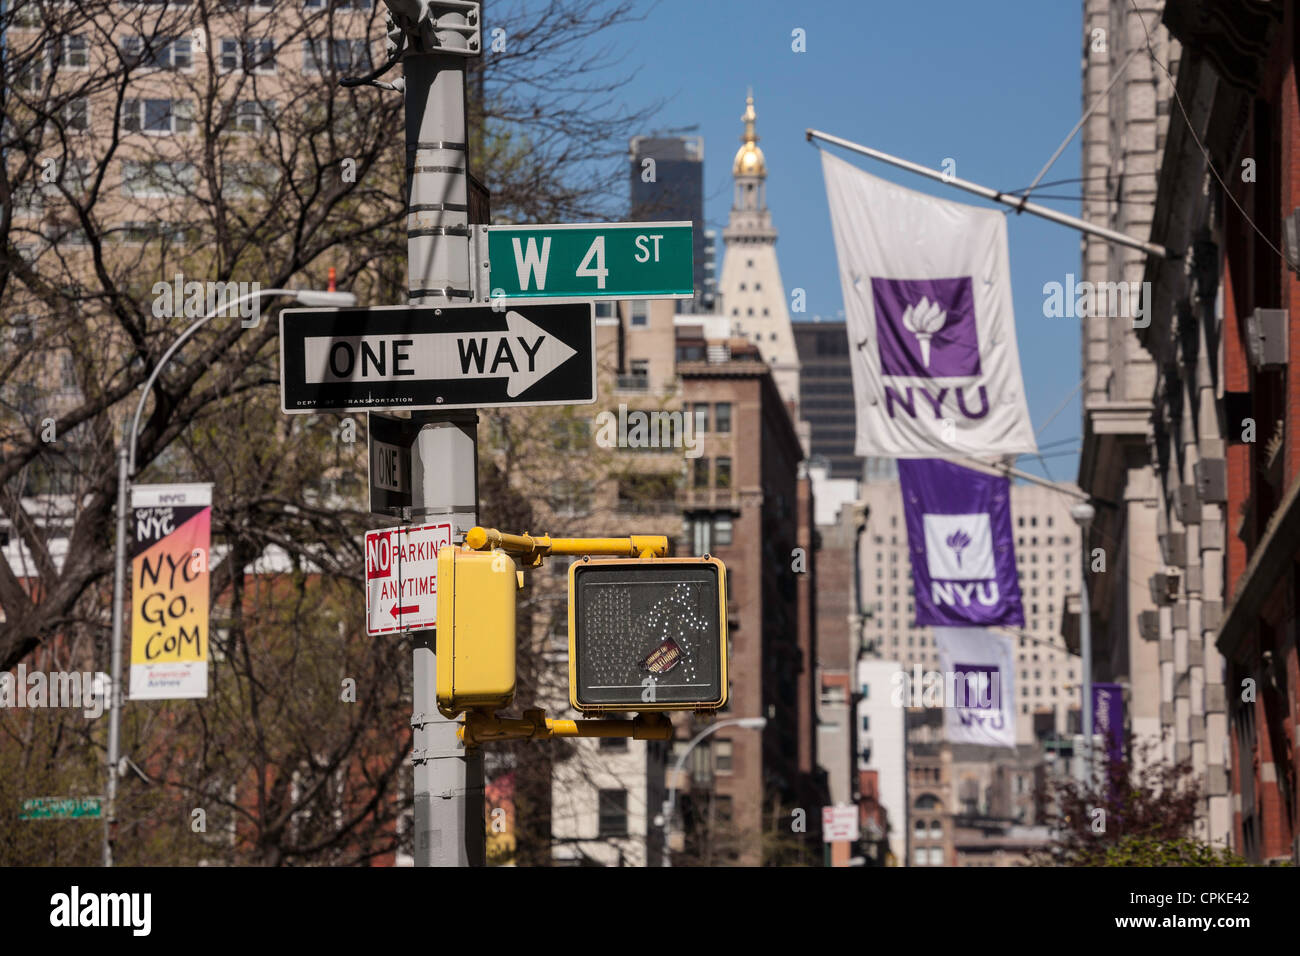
436 546 518 716
568 556 728 713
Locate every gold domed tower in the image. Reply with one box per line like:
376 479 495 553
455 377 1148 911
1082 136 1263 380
719 91 802 412
733 93 767 177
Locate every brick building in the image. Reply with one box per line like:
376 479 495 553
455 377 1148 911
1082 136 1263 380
1143 0 1297 861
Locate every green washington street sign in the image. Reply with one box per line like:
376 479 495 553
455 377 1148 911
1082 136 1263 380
488 221 693 300
20 796 103 820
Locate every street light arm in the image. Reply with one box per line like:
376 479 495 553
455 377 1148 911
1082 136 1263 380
127 288 294 477
663 718 766 832
125 287 355 476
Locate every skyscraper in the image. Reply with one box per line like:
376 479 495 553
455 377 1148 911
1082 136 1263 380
793 320 861 479
628 134 711 311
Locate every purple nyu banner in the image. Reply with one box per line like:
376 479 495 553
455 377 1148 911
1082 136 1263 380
898 459 1024 627
1092 682 1124 767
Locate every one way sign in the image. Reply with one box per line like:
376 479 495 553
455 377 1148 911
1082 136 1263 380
280 299 595 413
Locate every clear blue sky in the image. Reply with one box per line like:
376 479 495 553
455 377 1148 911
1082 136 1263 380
600 0 1087 482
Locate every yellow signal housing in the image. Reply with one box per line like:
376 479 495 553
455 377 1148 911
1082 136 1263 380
436 546 518 717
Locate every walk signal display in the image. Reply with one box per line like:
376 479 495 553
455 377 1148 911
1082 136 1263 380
568 557 728 713
436 547 518 716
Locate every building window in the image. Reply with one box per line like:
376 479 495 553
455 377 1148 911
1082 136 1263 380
121 34 193 70
597 790 628 837
715 457 732 489
230 100 275 134
303 38 369 73
693 457 709 489
595 300 614 318
62 98 90 132
630 300 649 327
121 160 196 198
122 98 192 134
693 403 709 434
715 402 732 433
599 733 628 751
223 37 276 73
714 740 733 772
861 715 870 732
713 516 733 546
51 34 89 69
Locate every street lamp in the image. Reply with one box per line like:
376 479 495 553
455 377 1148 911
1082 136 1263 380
657 716 766 867
1070 501 1095 786
103 287 356 867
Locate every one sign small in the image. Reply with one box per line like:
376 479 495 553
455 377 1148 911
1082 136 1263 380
367 412 422 515
20 796 103 820
822 805 860 843
364 523 453 635
488 221 693 299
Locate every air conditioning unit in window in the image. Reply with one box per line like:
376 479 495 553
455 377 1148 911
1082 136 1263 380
1148 569 1180 606
1138 610 1160 641
1194 458 1227 503
1245 308 1288 369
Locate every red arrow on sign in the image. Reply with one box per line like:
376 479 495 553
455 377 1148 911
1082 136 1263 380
390 604 420 619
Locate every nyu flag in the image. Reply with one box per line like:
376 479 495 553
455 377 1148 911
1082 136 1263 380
820 150 1037 458
899 458 1024 627
1092 682 1125 767
935 627 1016 748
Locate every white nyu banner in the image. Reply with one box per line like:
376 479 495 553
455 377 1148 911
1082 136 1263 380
934 627 1015 748
820 151 1037 458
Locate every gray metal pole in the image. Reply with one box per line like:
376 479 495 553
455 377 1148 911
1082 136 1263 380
400 14 485 867
104 445 129 866
806 127 1178 261
1079 543 1092 785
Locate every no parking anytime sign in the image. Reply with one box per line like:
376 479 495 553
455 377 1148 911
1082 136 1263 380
364 522 453 635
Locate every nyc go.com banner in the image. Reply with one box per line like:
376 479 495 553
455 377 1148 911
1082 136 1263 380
129 484 212 700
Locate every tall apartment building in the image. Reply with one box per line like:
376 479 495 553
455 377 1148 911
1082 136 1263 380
793 320 861 480
812 471 861 812
676 321 821 863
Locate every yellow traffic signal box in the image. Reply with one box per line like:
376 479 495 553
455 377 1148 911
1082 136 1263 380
568 556 728 713
436 546 518 716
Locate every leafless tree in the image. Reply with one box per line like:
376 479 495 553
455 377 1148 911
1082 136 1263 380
1 0 660 864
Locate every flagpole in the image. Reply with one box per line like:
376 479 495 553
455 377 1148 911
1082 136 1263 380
807 128 1178 261
953 457 1092 502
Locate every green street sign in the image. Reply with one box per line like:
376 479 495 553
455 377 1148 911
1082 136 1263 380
488 221 693 300
20 796 103 820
